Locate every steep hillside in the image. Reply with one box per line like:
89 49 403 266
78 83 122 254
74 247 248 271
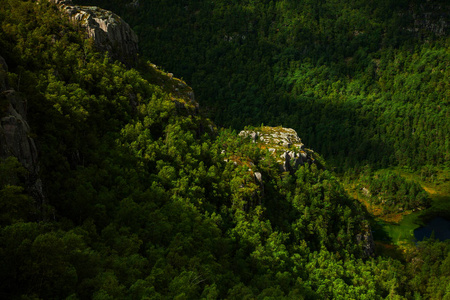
0 1 449 299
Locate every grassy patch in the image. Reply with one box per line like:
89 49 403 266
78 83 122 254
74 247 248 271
381 213 423 245
345 167 450 246
397 168 450 221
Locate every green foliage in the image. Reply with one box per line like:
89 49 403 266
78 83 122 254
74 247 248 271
79 0 449 170
0 0 449 299
361 170 431 214
406 239 450 299
0 157 35 225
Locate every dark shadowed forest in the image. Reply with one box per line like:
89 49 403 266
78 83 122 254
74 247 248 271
0 0 449 299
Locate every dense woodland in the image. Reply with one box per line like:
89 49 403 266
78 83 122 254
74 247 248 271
0 0 449 299
355 169 431 215
79 0 449 169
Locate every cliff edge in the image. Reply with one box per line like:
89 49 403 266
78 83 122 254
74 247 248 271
49 0 139 66
239 126 318 173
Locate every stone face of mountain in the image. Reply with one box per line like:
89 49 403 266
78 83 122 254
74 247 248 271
357 225 375 257
239 126 317 173
49 0 139 66
0 56 45 207
408 0 449 36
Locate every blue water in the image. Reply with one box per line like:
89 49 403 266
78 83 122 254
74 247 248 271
414 217 450 242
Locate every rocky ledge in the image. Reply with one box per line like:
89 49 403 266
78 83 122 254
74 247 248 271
49 0 139 67
221 126 318 208
239 126 317 173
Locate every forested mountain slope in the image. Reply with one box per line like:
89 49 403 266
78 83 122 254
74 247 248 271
0 1 449 299
77 0 449 169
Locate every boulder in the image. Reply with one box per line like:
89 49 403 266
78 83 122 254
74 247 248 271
50 0 139 67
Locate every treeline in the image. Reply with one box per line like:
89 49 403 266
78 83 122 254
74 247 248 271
77 0 449 170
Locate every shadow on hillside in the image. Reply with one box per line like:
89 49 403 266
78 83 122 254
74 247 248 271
75 0 440 173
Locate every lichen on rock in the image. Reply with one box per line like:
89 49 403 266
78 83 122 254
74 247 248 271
239 126 317 173
49 0 139 67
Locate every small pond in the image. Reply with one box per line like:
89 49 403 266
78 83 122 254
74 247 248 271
414 217 450 242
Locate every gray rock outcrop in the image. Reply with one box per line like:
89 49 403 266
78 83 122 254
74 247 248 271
357 223 375 257
239 126 316 173
49 0 139 66
0 56 45 209
408 1 449 37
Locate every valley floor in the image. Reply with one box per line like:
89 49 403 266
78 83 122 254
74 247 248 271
344 167 450 250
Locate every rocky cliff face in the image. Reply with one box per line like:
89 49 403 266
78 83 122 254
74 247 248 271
407 0 449 37
357 224 375 257
49 0 139 66
0 56 45 209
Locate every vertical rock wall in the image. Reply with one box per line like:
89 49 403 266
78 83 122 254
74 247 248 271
0 56 45 212
49 0 139 67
